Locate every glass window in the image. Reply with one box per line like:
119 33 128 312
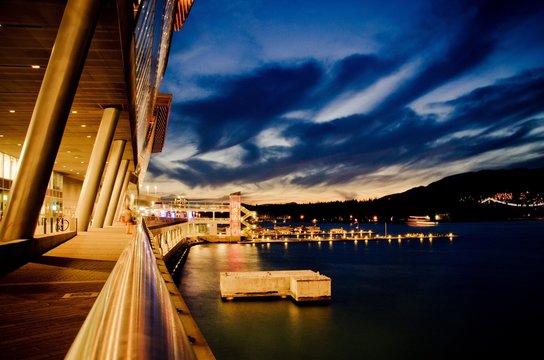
52 172 63 190
3 155 10 179
0 153 18 180
11 156 18 179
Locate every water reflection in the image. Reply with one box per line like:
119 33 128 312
180 243 333 359
180 222 544 359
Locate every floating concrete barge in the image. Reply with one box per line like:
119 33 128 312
220 270 331 302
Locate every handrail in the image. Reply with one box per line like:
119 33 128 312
65 221 196 360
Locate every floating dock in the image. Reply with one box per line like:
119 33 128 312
220 270 331 302
241 232 458 244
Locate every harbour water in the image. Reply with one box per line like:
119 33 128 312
179 221 544 359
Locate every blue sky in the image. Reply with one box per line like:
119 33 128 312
148 0 544 204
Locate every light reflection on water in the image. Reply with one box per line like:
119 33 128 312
180 222 544 359
180 243 334 359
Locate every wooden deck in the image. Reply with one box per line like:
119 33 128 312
0 225 132 359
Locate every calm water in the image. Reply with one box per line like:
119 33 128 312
179 222 544 359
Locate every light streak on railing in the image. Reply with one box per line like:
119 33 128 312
65 222 196 360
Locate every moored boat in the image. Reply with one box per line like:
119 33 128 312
407 215 438 226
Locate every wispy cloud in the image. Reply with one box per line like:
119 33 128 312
315 59 421 122
149 0 544 203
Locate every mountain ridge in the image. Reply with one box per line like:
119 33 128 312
248 167 544 221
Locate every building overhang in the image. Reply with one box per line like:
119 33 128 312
0 0 133 180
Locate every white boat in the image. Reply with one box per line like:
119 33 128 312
407 216 437 226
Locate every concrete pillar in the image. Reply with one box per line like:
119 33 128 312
0 0 104 242
75 108 120 231
105 160 129 226
93 140 126 228
114 168 132 224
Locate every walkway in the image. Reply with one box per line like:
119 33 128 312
0 225 132 359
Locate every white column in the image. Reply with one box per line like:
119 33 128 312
75 108 120 231
114 168 132 224
105 160 129 226
93 140 126 228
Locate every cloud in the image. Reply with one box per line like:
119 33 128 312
152 67 544 191
315 59 421 122
168 61 322 154
441 68 544 130
147 0 544 203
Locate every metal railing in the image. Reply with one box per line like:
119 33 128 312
34 216 77 236
148 219 190 256
65 220 196 360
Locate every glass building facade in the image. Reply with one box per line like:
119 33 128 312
0 152 18 221
133 0 177 186
0 151 64 223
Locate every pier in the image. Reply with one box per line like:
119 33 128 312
220 270 331 302
241 230 458 244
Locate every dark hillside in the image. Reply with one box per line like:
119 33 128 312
247 167 544 222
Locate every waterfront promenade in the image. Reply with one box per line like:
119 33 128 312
0 225 131 359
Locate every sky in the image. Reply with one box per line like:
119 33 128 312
147 0 544 204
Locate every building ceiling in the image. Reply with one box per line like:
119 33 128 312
0 0 134 181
